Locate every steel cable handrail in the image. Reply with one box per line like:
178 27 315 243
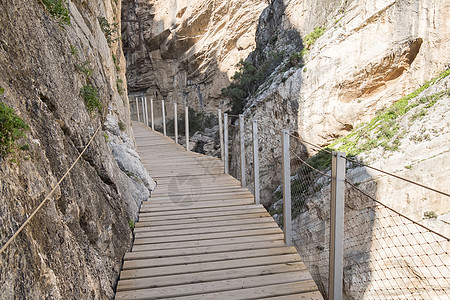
0 125 102 257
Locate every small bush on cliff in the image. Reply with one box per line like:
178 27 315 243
221 60 264 114
304 26 325 49
167 108 217 137
80 84 102 114
75 60 94 78
222 53 286 114
98 16 119 46
112 53 120 72
42 0 70 25
0 103 29 157
118 120 126 131
116 78 124 95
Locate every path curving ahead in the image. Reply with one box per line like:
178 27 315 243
115 122 322 300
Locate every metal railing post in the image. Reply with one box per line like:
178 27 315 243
136 97 140 122
218 109 224 161
224 113 228 174
282 129 292 246
239 114 246 187
162 99 166 136
329 151 346 300
141 97 145 124
174 102 178 143
144 97 149 126
252 120 260 205
150 98 154 130
185 106 190 151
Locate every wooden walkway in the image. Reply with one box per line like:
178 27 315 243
115 122 323 300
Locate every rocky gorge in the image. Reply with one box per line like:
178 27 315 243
0 0 449 299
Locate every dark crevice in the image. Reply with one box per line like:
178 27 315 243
39 93 57 113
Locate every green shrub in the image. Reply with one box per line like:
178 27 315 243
112 53 120 71
128 219 135 229
70 45 78 56
118 120 126 131
42 0 70 25
424 211 438 219
75 60 93 78
0 87 4 94
304 26 325 49
80 84 102 114
222 53 285 114
98 16 119 46
0 103 29 157
167 108 217 137
116 78 123 95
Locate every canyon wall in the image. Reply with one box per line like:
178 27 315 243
0 0 154 298
122 0 267 112
232 0 450 205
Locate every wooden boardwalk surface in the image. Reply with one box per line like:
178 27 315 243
115 122 323 299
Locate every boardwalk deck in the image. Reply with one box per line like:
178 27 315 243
115 122 323 300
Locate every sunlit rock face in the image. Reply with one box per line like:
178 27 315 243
229 0 450 206
122 0 268 111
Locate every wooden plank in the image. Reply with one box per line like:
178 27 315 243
264 291 324 299
115 272 314 300
134 222 279 239
140 199 255 212
123 247 298 270
140 203 260 215
135 212 272 227
132 234 284 252
149 170 225 177
134 216 275 232
163 281 321 300
117 262 308 291
139 205 267 222
150 188 252 198
125 240 287 260
146 191 254 204
133 228 283 245
151 187 250 198
119 254 302 280
150 186 247 197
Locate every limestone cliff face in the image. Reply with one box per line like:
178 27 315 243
283 74 450 299
231 0 450 206
122 0 267 110
0 0 154 298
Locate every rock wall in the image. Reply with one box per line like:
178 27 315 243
0 0 154 298
230 0 450 206
122 0 268 112
289 74 450 299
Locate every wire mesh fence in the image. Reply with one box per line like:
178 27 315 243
282 132 450 299
343 178 450 299
288 143 332 296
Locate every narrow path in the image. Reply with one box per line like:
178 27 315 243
115 122 322 299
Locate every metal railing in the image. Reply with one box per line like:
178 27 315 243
131 97 220 155
0 125 102 258
131 101 450 299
